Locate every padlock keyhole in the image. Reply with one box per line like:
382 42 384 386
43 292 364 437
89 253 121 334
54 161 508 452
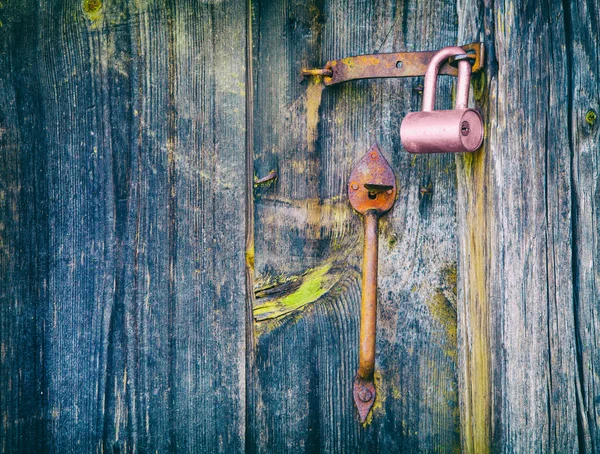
461 121 470 136
368 192 377 200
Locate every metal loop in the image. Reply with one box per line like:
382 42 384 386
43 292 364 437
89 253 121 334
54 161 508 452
300 68 333 77
422 46 472 112
448 53 476 68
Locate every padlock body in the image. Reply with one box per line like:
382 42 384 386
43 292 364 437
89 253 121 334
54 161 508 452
400 108 483 154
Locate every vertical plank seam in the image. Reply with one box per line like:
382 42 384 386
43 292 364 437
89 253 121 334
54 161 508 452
34 6 49 448
543 80 554 451
245 0 256 451
165 2 178 450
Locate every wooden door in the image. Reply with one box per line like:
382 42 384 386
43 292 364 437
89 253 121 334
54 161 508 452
249 0 462 452
1 0 599 453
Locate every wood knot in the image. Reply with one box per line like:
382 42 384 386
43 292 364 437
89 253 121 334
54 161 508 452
585 109 597 126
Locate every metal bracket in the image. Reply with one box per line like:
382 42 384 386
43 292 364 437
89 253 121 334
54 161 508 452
301 42 484 86
348 144 397 216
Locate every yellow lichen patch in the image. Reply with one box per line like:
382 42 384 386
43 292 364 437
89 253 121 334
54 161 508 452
82 0 103 21
471 72 487 103
305 79 324 153
462 147 474 176
443 262 457 292
245 244 255 271
467 150 491 454
459 145 491 453
427 288 458 361
253 264 333 321
424 263 458 361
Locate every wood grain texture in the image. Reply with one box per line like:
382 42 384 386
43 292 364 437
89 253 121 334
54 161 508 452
0 3 47 452
3 0 600 452
249 0 463 451
0 1 247 452
456 0 599 452
566 0 600 451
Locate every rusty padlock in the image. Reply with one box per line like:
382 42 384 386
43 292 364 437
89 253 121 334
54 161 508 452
400 46 483 153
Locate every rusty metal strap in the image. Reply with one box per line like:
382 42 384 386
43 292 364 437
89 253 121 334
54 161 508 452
302 42 484 86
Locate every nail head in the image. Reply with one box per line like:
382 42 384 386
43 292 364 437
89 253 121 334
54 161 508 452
358 388 373 402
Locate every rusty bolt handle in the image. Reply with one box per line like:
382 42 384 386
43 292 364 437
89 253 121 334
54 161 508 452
352 210 380 423
348 144 396 423
358 211 378 380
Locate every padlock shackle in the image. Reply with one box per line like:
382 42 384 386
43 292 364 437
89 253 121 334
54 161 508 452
422 46 471 112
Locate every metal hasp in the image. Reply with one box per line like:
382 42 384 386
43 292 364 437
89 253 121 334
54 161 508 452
348 143 397 423
301 42 483 86
400 46 484 153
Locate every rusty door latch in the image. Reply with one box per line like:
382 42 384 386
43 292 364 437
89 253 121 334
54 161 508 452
348 143 396 422
304 43 485 423
301 42 483 85
339 45 485 423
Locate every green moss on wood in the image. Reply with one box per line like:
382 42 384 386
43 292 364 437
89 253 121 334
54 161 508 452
253 264 333 321
305 79 324 153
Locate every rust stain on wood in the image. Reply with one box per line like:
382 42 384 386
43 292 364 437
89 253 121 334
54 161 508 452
305 79 324 153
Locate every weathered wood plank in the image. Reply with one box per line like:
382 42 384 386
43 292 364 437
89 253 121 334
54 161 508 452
250 0 463 451
32 2 118 451
0 3 47 452
568 0 600 451
0 1 247 452
454 3 492 452
456 0 588 451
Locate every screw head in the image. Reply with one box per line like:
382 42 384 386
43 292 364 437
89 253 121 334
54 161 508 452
370 152 378 159
358 388 373 403
386 189 393 194
461 121 470 136
351 183 359 190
